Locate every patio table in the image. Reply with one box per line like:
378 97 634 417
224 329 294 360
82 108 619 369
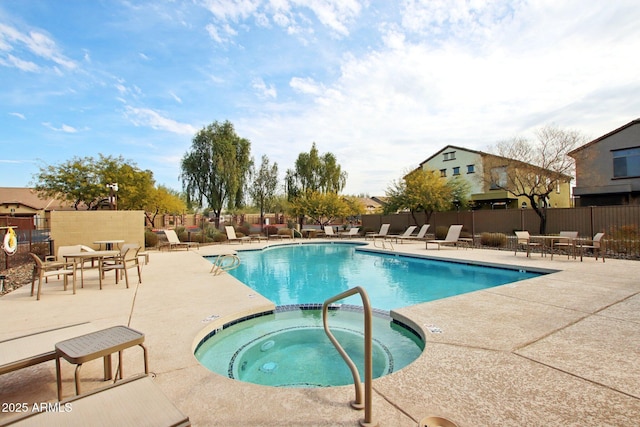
55 326 148 400
93 239 125 250
64 250 119 291
530 235 574 259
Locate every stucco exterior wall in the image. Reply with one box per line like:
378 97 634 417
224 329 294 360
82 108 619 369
50 210 145 251
420 148 484 194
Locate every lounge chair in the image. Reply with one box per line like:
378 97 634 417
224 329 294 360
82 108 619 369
225 226 251 244
29 253 75 300
160 229 199 251
577 232 605 262
387 225 417 243
366 224 390 240
2 374 190 426
323 226 339 238
426 225 463 250
514 231 542 257
339 227 360 238
397 224 430 243
0 322 96 376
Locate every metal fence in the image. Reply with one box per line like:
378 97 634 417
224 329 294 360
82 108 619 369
362 205 640 259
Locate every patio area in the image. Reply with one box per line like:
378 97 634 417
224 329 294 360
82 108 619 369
1 239 639 426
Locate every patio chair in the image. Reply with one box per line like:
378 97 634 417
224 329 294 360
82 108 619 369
339 227 360 238
552 231 579 259
514 231 542 257
2 374 190 426
397 224 430 243
366 223 390 240
387 225 417 243
160 229 199 251
225 226 251 244
0 322 96 376
100 246 142 288
426 225 463 250
577 232 605 262
323 226 339 238
29 253 75 301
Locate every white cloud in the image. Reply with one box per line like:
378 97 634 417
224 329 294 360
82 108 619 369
124 106 198 135
9 112 25 119
252 77 277 99
0 23 77 71
42 122 79 133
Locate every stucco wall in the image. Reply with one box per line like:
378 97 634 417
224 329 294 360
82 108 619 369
50 210 145 251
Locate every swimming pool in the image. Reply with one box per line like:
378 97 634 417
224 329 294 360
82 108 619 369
221 242 542 311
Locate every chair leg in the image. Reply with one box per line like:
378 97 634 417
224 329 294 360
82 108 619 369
123 268 129 288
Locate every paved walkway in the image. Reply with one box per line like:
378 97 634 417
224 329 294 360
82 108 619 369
0 240 638 426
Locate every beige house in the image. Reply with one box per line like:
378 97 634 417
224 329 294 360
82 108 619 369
416 145 572 209
0 187 72 229
568 118 640 206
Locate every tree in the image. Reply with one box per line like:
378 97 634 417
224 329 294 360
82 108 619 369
180 120 252 227
32 154 155 210
485 125 586 234
248 155 279 230
143 185 187 227
288 191 349 226
285 142 347 198
285 143 347 226
385 168 454 224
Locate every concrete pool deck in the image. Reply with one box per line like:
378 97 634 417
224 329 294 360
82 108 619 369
0 239 638 426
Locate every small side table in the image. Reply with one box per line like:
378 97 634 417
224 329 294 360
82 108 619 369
55 326 148 400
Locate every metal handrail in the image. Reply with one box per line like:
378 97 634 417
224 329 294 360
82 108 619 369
322 286 377 427
210 254 240 275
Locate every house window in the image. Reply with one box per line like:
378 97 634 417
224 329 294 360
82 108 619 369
613 147 640 178
439 169 447 177
453 167 460 176
490 166 507 189
467 164 475 174
443 151 456 161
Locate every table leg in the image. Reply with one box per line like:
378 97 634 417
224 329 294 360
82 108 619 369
104 354 112 380
98 257 103 290
140 343 149 374
118 351 124 379
55 356 63 401
74 364 83 395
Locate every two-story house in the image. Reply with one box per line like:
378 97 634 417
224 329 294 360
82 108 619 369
416 145 572 209
568 118 640 206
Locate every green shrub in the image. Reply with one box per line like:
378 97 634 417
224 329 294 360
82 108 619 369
145 230 159 248
480 232 507 247
236 225 250 236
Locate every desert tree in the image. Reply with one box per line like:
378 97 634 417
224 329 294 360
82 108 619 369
248 155 279 230
180 120 252 227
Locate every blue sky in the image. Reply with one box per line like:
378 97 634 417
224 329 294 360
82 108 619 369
1 1 639 196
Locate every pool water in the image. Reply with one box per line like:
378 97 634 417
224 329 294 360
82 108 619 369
195 307 424 387
223 243 541 311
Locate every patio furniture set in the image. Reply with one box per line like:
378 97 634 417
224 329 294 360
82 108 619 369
29 240 144 301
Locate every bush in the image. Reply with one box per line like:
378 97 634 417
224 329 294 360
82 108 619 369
264 225 278 236
236 225 250 236
480 232 507 247
434 226 449 240
145 230 159 248
278 228 293 237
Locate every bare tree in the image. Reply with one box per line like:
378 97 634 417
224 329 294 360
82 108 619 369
485 125 587 233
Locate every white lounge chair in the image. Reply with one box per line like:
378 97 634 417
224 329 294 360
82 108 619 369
160 229 199 251
397 224 430 243
323 226 339 238
339 227 360 238
426 225 463 250
225 226 251 244
387 225 417 243
366 224 390 240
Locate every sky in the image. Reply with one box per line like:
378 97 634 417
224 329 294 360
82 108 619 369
1 0 639 197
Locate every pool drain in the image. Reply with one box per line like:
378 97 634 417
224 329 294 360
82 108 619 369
260 340 275 351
